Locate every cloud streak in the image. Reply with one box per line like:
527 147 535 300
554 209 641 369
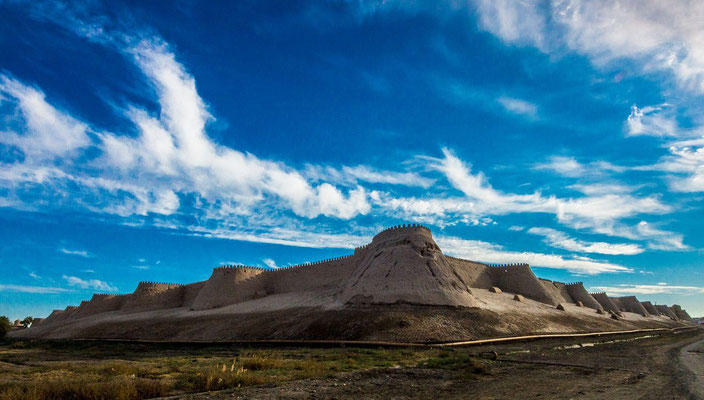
0 284 70 294
437 235 630 275
62 275 117 292
591 283 704 296
59 247 93 258
527 227 644 255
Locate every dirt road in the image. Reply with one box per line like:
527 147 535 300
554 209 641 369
681 337 704 399
175 328 704 400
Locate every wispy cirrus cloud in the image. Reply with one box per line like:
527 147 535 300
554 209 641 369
475 0 704 94
58 247 93 258
626 104 680 137
534 156 587 178
304 164 434 189
436 79 540 120
437 235 630 275
379 148 680 250
0 75 91 161
590 283 704 296
534 156 625 178
0 284 70 294
62 275 117 292
527 227 644 255
0 37 375 222
645 136 704 193
497 96 538 118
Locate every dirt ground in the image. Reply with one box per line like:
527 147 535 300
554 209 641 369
16 303 686 343
176 328 704 400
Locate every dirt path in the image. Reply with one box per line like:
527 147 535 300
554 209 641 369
680 337 704 399
174 328 704 400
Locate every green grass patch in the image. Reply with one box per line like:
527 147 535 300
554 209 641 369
419 352 491 378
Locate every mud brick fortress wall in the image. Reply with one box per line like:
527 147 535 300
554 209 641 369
44 224 692 325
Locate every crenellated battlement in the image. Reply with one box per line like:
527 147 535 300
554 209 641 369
354 244 369 254
215 265 266 271
371 224 430 241
443 256 530 269
270 254 356 271
137 281 185 287
486 263 530 268
565 282 583 286
443 255 486 264
374 223 430 236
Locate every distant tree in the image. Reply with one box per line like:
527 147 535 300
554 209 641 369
0 316 10 340
22 316 34 328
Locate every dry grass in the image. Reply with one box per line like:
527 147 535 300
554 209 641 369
0 376 167 400
0 340 481 399
176 360 270 392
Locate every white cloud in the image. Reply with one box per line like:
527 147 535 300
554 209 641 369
131 265 150 270
28 272 40 280
497 96 538 118
58 247 93 258
0 39 373 221
534 156 586 177
195 225 369 249
476 1 704 93
475 0 548 50
649 138 704 192
304 164 434 189
509 225 525 231
380 149 681 250
534 156 626 178
437 235 630 274
341 165 434 188
553 1 704 93
527 227 644 255
262 258 278 269
626 104 680 137
62 275 117 292
634 221 688 251
98 40 371 220
0 10 692 261
432 148 544 208
0 284 70 294
0 76 91 161
567 183 635 196
591 283 704 296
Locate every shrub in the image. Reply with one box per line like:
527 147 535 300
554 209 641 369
0 316 10 340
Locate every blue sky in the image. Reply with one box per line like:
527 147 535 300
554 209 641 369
1 0 703 320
